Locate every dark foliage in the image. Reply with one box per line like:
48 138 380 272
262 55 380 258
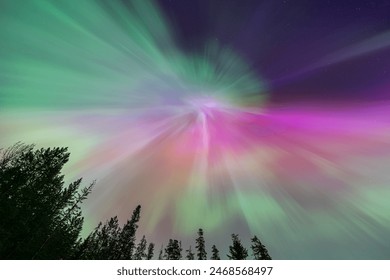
195 228 207 260
146 242 155 260
158 245 164 260
251 235 272 260
117 205 141 259
75 206 141 260
227 234 248 260
0 143 93 259
185 246 195 260
164 239 182 260
211 245 220 260
134 235 147 260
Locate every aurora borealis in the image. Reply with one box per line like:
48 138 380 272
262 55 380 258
1 0 390 259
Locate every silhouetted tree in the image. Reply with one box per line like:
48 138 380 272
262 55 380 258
251 235 272 260
134 235 147 260
89 216 121 259
146 243 154 260
164 239 182 260
73 224 101 259
75 206 144 260
158 245 164 260
185 246 195 260
74 216 125 259
195 228 207 260
227 234 248 260
116 205 141 259
211 245 220 260
0 143 93 259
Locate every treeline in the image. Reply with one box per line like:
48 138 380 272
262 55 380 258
75 206 271 260
0 143 271 260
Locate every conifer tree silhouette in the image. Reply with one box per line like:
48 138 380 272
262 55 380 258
0 143 93 259
117 205 141 259
165 239 182 260
211 245 220 260
146 243 155 260
251 235 272 260
134 235 147 260
78 205 142 259
227 234 248 260
158 245 164 260
88 216 121 259
195 228 207 260
185 246 195 260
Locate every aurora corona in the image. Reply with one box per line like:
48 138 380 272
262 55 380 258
1 0 390 259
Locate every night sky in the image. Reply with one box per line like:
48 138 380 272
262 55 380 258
1 0 390 259
157 0 390 102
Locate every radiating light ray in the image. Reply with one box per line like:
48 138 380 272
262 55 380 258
1 0 390 259
272 30 390 86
